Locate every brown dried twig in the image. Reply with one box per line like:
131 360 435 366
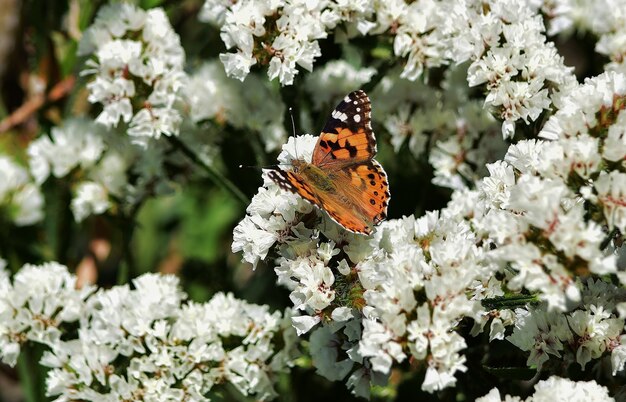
0 75 75 133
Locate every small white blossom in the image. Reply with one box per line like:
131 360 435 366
477 376 614 402
80 4 187 139
27 118 106 184
0 155 44 226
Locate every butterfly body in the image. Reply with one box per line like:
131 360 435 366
268 90 390 235
291 159 337 193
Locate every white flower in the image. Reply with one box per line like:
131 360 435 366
507 307 572 368
0 262 94 366
27 118 105 184
6 264 299 401
477 376 613 402
71 181 111 222
595 171 626 233
0 155 44 226
80 4 187 139
304 60 376 110
530 376 614 402
567 305 624 370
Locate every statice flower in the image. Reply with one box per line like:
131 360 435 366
233 68 626 395
477 376 614 402
372 68 503 190
202 0 375 85
0 154 44 226
232 135 317 268
465 71 626 317
460 0 574 138
389 0 447 81
27 118 130 222
506 278 626 375
0 261 298 401
0 262 95 366
542 0 626 73
79 3 187 139
27 118 106 184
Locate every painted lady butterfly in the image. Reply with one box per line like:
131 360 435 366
268 90 390 235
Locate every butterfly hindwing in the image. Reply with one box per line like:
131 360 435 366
345 160 390 225
313 90 376 167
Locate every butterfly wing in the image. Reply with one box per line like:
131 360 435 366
267 169 320 207
312 90 376 167
313 160 390 234
266 160 389 235
267 167 371 233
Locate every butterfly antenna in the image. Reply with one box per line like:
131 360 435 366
239 164 286 170
289 107 297 137
288 106 300 161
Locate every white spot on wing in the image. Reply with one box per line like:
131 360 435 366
356 107 361 112
332 109 348 121
353 114 361 123
344 95 351 102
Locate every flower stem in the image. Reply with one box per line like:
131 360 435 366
17 348 41 402
167 136 249 205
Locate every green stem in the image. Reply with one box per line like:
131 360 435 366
600 227 619 251
481 293 540 310
116 203 141 286
17 348 39 402
167 136 249 206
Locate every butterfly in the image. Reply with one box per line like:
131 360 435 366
267 90 390 235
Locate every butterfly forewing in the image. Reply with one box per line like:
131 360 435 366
313 90 376 167
267 169 319 206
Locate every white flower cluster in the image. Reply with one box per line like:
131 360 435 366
507 279 626 373
542 0 626 73
201 0 375 85
304 61 377 112
27 118 129 222
184 61 287 151
480 71 626 303
373 67 504 190
206 0 574 137
477 376 615 402
467 70 626 376
0 154 44 226
232 135 499 396
232 135 316 268
387 0 574 137
0 261 95 366
79 3 187 139
0 261 297 401
232 70 626 395
456 0 574 138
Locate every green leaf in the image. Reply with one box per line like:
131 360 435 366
140 0 165 8
178 188 239 263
